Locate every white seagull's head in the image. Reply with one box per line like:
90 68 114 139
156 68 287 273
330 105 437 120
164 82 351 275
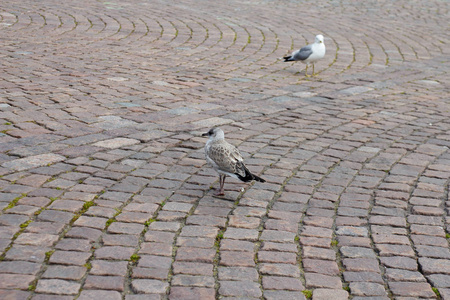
315 35 324 44
202 127 225 140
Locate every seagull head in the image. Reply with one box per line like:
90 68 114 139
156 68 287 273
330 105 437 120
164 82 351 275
202 127 225 140
315 35 324 44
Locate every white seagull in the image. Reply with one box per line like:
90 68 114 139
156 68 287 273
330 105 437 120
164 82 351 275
202 127 265 196
283 34 326 77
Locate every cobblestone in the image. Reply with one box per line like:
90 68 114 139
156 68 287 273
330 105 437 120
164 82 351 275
78 290 122 300
35 279 81 295
313 289 349 300
42 265 86 280
219 281 262 297
84 275 125 291
131 279 168 294
0 0 448 298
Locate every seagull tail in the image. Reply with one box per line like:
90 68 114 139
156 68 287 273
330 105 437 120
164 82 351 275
252 174 266 183
236 165 266 183
283 55 293 62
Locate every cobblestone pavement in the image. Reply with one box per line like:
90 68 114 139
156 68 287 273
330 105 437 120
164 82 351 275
0 0 449 299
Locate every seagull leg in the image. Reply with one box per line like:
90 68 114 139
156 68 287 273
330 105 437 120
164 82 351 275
312 64 316 76
304 65 310 77
220 175 226 195
214 174 225 196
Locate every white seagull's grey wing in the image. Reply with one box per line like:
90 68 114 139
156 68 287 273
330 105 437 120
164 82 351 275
206 139 266 183
292 45 313 61
284 44 313 62
207 141 245 176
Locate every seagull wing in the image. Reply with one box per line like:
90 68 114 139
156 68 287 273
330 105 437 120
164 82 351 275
292 45 313 61
208 141 245 176
207 140 266 183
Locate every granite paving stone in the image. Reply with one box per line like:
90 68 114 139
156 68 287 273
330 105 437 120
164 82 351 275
303 246 336 260
419 257 450 274
313 289 349 300
220 250 256 267
139 242 173 257
218 267 259 281
0 261 41 275
84 275 125 291
0 274 35 290
376 244 416 257
259 263 301 277
5 245 51 262
14 233 59 247
262 276 304 291
302 259 340 275
49 251 92 266
175 236 215 248
259 230 296 242
220 240 255 252
138 255 172 269
0 290 31 300
264 290 307 300
90 260 129 276
340 246 377 258
32 295 73 300
343 271 384 284
223 228 259 241
305 273 343 289
380 256 418 271
384 268 426 282
350 282 388 297
219 280 262 297
171 275 215 287
172 262 213 276
299 236 331 248
102 234 139 247
25 221 64 235
41 265 87 280
228 215 261 229
260 241 297 252
73 216 108 230
169 287 215 300
107 222 144 235
175 247 216 263
343 258 381 273
427 274 450 288
389 282 436 298
258 251 297 264
78 290 122 300
131 279 169 294
65 226 102 241
145 231 177 243
35 279 81 295
131 266 169 280
115 211 153 224
5 205 40 216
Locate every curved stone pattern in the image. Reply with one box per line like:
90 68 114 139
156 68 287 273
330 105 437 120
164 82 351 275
0 0 449 299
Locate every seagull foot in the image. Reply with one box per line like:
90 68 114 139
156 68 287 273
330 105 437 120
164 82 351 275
213 190 225 196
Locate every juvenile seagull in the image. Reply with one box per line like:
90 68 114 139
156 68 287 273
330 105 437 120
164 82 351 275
202 127 265 196
283 34 326 77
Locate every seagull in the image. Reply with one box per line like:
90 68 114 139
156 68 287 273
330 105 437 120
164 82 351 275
202 127 265 196
283 34 326 77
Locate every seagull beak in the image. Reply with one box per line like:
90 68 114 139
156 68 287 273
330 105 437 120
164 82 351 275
201 132 208 137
